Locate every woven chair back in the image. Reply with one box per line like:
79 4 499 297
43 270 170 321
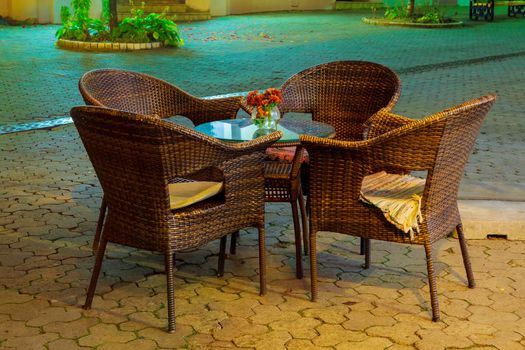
71 106 192 248
279 60 401 140
422 95 496 235
79 69 194 117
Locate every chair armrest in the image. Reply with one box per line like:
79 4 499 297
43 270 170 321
239 97 252 115
202 95 243 115
300 135 372 202
219 152 267 203
363 109 415 139
184 96 243 124
365 116 445 172
162 120 281 178
301 113 445 179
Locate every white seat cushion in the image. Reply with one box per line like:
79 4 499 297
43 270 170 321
360 171 425 239
169 181 223 210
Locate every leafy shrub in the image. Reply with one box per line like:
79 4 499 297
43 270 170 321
416 11 444 23
112 8 184 47
384 6 405 20
56 1 110 41
56 0 183 47
383 2 449 23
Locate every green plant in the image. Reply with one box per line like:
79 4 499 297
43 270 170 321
416 11 443 23
113 6 184 47
56 0 183 47
56 0 110 41
384 6 406 19
383 0 449 23
102 0 110 23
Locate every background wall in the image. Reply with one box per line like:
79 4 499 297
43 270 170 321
187 0 210 12
0 0 11 17
226 0 334 14
0 0 102 23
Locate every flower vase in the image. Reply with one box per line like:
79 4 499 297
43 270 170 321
251 106 281 131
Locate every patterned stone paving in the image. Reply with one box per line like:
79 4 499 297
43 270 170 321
1 8 525 350
1 124 525 349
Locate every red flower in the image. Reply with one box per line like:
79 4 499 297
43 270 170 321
245 88 282 113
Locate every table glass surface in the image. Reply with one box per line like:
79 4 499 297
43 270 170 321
195 118 335 143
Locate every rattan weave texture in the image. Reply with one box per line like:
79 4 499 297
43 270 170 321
301 93 496 322
79 69 242 125
275 60 402 260
72 106 281 332
79 69 243 251
279 60 401 141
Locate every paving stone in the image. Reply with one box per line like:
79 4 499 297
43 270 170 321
469 330 525 350
468 305 519 325
286 338 331 350
43 317 99 339
208 297 260 318
78 323 136 347
249 304 300 325
0 299 49 321
184 333 215 349
415 328 475 349
336 337 393 350
0 320 40 338
138 326 194 348
302 304 349 324
312 324 367 346
26 306 82 326
366 322 421 346
177 310 228 333
269 317 321 339
0 290 33 304
342 310 396 331
97 339 159 350
212 317 268 341
234 329 292 349
47 338 91 350
2 333 59 349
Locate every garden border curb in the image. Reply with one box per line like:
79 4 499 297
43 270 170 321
362 17 464 28
56 39 164 51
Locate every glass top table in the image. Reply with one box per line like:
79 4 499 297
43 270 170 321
195 118 335 144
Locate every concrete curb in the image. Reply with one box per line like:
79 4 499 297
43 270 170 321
459 200 525 240
362 17 464 28
56 39 164 51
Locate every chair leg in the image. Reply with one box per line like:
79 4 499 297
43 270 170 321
310 228 318 302
229 231 239 255
298 188 309 256
164 250 176 333
360 237 365 255
423 241 440 322
217 236 227 277
456 223 476 288
363 239 371 269
83 238 108 310
92 195 107 251
291 200 304 279
258 225 267 296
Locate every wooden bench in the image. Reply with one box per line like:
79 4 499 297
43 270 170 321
470 0 525 21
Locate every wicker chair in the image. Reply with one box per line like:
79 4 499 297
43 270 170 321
235 61 401 259
71 106 281 332
79 69 242 251
279 60 401 141
300 94 496 321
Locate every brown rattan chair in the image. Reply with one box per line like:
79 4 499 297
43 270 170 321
79 69 242 251
233 61 401 260
71 106 281 332
300 94 496 321
279 60 401 141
